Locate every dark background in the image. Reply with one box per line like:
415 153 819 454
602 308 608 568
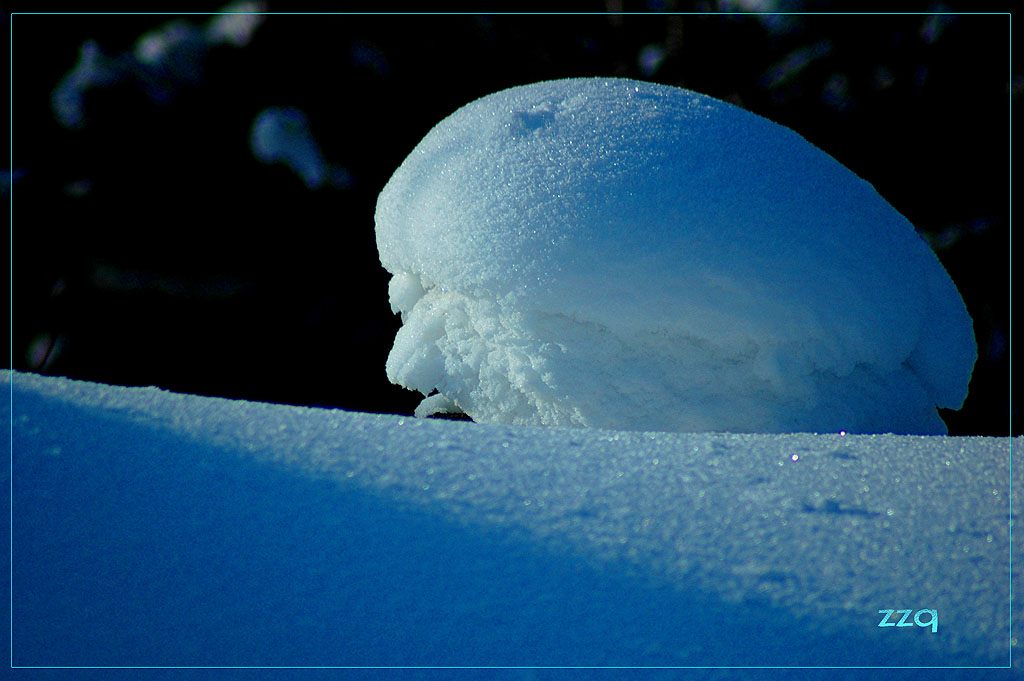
7 4 1014 435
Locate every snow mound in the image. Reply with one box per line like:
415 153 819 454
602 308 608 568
375 78 975 434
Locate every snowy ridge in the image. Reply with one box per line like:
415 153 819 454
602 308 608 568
6 371 1016 674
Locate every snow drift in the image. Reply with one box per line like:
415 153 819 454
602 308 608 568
5 371 1013 672
375 77 975 435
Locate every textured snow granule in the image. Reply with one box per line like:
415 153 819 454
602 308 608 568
374 77 975 434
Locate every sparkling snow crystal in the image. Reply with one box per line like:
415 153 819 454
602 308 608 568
374 78 976 434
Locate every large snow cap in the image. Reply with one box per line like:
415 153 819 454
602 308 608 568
374 77 975 434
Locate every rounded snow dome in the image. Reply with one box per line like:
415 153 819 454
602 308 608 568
374 77 975 434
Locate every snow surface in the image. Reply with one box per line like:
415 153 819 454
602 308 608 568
6 371 1015 677
375 77 976 435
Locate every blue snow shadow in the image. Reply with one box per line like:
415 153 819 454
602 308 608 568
9 384 1001 672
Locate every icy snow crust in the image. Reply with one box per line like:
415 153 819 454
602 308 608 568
6 372 1013 671
375 78 976 434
